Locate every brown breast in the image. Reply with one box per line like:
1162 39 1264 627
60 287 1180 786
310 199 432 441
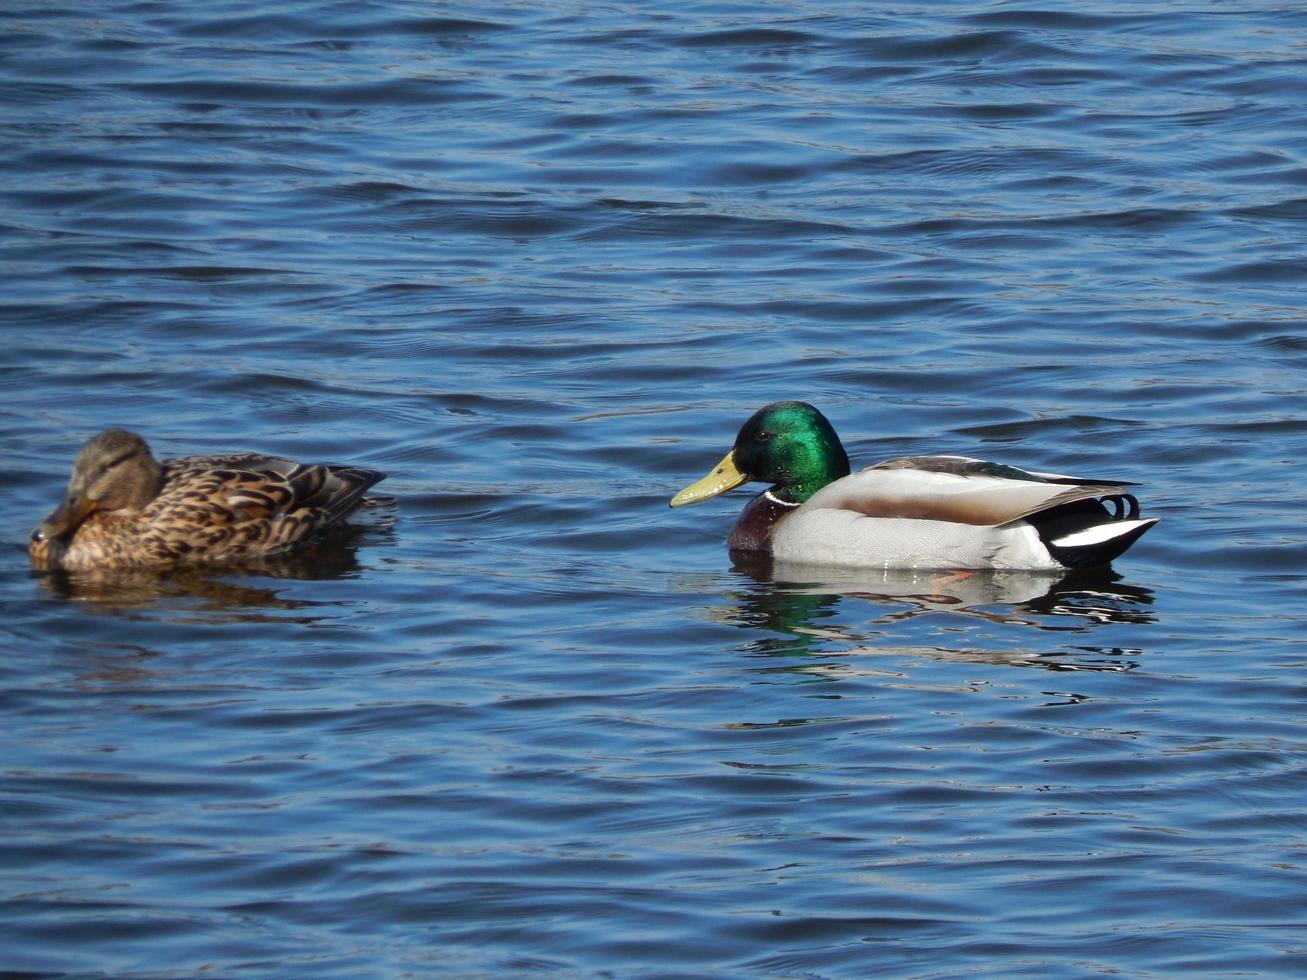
727 492 799 555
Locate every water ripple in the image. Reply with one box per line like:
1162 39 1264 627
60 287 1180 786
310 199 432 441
4 0 1307 975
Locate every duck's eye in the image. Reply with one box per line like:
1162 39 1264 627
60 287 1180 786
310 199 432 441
756 430 774 442
99 451 136 477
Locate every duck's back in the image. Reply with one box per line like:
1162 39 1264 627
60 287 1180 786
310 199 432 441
767 456 1153 570
56 453 385 570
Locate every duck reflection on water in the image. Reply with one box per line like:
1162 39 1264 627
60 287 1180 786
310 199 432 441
30 518 393 620
715 553 1155 673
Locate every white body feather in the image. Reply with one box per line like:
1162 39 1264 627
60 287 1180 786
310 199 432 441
766 460 1148 570
772 507 1059 570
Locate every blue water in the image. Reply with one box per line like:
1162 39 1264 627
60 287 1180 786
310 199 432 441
4 1 1307 975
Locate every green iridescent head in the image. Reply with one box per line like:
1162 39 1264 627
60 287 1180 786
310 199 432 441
671 401 851 507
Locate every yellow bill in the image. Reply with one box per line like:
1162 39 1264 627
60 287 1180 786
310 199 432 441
670 450 747 507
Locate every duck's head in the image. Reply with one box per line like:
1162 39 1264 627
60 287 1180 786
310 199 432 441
31 429 163 544
670 401 851 507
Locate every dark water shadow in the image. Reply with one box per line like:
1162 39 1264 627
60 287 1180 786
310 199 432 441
716 555 1156 673
28 521 393 622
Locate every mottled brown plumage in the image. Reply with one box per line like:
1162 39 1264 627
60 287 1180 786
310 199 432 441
29 429 385 572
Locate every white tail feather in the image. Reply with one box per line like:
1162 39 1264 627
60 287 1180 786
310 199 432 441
1052 518 1154 549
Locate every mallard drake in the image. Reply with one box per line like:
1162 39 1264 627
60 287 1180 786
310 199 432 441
29 429 385 572
670 401 1156 570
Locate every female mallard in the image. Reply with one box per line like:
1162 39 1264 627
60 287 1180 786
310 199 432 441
670 401 1156 570
29 429 385 572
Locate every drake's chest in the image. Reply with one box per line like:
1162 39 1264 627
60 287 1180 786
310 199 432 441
727 492 799 555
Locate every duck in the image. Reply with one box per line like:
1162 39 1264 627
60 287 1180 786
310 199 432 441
29 428 386 572
670 401 1156 570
